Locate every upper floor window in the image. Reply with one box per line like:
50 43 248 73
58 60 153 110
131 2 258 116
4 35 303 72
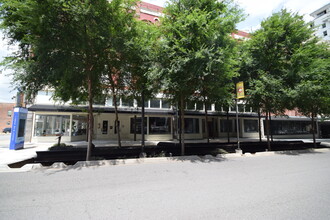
317 10 326 18
324 31 328 36
7 110 12 117
322 23 326 28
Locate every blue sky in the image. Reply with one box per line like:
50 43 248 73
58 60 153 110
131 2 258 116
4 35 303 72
0 0 329 103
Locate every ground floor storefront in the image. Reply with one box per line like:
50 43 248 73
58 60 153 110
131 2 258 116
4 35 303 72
25 105 321 143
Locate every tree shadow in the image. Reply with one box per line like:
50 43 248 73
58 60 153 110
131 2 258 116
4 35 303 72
41 154 228 175
274 149 326 156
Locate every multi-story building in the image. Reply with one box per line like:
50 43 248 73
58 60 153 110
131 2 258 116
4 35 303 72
310 3 330 41
22 1 326 143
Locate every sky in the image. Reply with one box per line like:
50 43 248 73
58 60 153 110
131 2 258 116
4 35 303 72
0 0 329 103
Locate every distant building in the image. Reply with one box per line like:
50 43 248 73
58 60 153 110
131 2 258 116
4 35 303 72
136 1 163 23
310 3 330 41
0 103 15 132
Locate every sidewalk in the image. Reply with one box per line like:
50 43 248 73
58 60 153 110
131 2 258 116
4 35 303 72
1 137 330 166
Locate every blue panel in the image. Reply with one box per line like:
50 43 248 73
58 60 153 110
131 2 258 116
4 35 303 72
9 107 28 150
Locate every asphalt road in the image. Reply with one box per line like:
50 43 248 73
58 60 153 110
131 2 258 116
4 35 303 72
1 150 330 220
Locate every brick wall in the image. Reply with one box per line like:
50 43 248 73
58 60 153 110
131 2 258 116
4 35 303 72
0 103 15 132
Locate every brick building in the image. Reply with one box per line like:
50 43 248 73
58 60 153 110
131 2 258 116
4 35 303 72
0 103 15 132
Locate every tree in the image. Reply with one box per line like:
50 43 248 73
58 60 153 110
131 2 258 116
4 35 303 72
99 0 138 148
290 42 330 147
244 9 318 150
123 20 160 152
157 0 243 155
0 0 135 160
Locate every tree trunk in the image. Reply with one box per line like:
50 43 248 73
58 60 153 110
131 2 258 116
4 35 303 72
204 103 209 143
312 112 316 148
265 109 271 151
134 115 137 141
269 111 273 142
113 94 121 148
178 103 182 145
86 74 94 161
258 108 262 142
141 91 145 152
180 96 185 156
227 110 230 143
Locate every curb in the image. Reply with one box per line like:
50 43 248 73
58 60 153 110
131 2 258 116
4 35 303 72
1 148 329 172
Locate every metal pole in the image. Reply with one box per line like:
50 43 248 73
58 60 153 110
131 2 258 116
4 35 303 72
236 99 240 150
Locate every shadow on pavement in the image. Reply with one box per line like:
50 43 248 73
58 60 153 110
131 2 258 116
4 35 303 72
274 149 327 156
42 155 228 175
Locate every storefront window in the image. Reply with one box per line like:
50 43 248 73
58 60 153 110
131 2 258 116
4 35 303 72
220 119 233 133
184 118 199 134
34 115 70 136
130 117 147 134
149 117 171 134
244 120 258 133
265 120 314 135
72 115 88 136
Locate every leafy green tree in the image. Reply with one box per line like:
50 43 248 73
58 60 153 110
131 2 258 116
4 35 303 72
0 0 136 160
244 9 318 150
290 42 330 147
123 20 160 151
157 0 243 154
99 0 138 148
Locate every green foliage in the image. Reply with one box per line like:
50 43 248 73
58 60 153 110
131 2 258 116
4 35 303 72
244 9 318 115
158 0 244 103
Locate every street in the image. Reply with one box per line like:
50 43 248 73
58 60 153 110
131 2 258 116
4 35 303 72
0 150 330 219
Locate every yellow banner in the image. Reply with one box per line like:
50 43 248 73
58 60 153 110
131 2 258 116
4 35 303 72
236 81 245 99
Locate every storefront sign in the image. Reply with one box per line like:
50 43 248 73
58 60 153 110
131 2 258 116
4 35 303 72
10 107 28 150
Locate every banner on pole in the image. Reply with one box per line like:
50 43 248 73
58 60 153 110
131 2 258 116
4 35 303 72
236 81 245 99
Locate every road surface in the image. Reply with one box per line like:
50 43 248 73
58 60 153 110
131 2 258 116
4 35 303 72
1 150 330 219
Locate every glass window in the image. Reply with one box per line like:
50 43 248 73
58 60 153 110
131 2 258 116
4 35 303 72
206 103 212 111
184 118 199 134
323 31 328 36
264 120 315 135
130 117 147 134
7 110 12 117
150 99 161 108
34 115 71 136
196 102 204 110
215 105 222 112
161 99 170 109
72 115 88 136
322 23 326 28
121 97 134 107
149 117 171 134
238 104 245 112
220 119 233 133
244 120 258 133
186 101 195 110
102 121 108 134
93 95 106 105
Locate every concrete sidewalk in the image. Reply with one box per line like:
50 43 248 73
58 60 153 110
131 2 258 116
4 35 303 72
1 136 330 167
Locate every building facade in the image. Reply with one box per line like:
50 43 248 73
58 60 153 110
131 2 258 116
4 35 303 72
310 3 330 41
22 1 326 143
0 103 15 132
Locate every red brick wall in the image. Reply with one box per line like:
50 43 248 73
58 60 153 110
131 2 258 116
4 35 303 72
0 103 15 132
